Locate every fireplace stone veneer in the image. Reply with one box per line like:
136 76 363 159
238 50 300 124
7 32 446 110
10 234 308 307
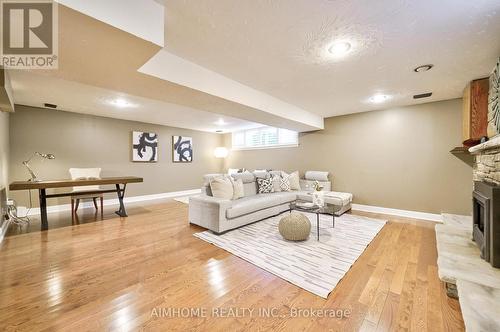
470 136 500 268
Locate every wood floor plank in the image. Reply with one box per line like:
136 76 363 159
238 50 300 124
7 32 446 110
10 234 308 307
0 201 464 331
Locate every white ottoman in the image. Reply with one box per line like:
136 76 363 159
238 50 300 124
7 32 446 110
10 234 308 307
296 191 353 216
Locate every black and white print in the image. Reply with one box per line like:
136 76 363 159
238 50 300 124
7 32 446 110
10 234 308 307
172 136 193 162
132 131 158 162
257 178 274 193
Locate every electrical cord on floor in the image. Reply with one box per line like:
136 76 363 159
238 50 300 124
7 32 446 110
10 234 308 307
7 190 32 225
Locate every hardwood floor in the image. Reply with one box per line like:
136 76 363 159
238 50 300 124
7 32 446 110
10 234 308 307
0 201 464 331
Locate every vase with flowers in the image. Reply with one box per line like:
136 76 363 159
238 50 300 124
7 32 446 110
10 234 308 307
311 180 325 207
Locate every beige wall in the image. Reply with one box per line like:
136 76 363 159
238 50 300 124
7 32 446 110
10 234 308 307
224 99 472 215
0 111 8 192
9 105 223 207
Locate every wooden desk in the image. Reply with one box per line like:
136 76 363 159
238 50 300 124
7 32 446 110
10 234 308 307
9 176 143 231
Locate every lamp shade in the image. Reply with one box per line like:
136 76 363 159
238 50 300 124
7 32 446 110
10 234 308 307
214 147 229 158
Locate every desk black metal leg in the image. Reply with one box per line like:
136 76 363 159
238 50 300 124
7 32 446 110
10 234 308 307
333 214 335 228
115 184 128 217
39 189 48 231
317 213 320 241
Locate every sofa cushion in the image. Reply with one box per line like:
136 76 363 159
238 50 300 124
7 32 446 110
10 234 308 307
269 170 282 178
243 182 257 196
231 171 255 183
203 173 224 185
253 170 269 179
324 191 353 205
305 171 329 181
226 192 296 219
296 191 353 206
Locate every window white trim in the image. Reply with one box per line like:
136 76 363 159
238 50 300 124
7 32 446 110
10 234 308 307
232 143 299 151
232 126 299 150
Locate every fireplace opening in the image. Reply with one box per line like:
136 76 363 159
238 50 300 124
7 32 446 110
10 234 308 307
472 181 500 268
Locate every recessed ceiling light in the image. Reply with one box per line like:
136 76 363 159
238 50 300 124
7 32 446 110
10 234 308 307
414 64 433 73
369 94 390 103
215 119 227 126
328 41 352 57
110 98 133 108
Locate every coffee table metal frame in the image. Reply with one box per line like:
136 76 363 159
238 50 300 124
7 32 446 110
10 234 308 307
288 200 342 240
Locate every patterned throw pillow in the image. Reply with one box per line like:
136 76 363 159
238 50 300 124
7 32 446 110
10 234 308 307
257 178 274 194
282 171 300 191
280 175 291 192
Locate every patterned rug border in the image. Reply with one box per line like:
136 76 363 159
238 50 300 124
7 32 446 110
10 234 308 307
194 213 387 298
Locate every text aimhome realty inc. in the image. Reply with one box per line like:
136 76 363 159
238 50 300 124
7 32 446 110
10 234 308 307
150 307 352 319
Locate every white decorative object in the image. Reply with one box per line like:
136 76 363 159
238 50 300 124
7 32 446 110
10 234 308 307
312 190 325 207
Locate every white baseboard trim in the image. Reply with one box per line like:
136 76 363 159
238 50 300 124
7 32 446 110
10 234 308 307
25 188 201 216
352 203 443 222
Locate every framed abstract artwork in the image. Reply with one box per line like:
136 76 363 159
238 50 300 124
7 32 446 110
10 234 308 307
172 136 193 163
132 131 158 162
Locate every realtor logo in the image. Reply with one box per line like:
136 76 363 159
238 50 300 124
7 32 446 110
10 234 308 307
1 0 58 69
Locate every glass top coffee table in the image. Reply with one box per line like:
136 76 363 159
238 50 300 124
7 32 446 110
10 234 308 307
289 200 342 240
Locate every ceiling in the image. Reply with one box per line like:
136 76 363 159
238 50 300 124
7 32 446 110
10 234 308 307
10 5 321 133
8 1 500 133
9 71 262 133
164 0 500 117
55 0 164 46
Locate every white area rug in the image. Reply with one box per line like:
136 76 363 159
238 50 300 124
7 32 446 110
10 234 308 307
194 213 387 298
174 196 195 204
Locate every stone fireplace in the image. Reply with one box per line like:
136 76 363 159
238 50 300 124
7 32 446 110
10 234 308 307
470 136 500 268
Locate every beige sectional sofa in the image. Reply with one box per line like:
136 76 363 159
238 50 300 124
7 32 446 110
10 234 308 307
189 171 352 234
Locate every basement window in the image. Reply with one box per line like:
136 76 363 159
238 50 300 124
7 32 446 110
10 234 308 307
232 126 298 150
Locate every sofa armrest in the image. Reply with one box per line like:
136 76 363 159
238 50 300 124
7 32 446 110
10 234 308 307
188 195 232 233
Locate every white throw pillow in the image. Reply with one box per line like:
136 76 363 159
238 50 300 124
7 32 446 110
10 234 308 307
271 175 282 192
231 178 244 200
228 168 240 175
281 171 300 191
210 176 234 199
289 171 300 190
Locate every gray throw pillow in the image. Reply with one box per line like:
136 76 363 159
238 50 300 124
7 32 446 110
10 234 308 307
231 178 244 200
271 175 282 192
257 178 274 194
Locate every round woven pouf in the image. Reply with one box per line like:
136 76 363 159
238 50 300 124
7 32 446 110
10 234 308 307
278 213 311 241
